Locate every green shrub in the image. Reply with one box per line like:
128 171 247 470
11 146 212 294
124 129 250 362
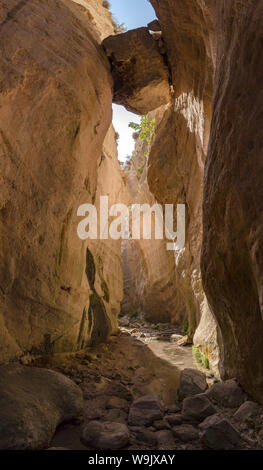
192 346 210 369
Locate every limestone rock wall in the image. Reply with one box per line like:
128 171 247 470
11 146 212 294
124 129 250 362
0 0 126 361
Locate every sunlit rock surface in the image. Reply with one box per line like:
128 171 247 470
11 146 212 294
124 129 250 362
0 0 126 360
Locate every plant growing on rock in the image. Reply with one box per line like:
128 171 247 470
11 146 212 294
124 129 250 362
129 114 156 146
192 345 210 370
112 17 127 34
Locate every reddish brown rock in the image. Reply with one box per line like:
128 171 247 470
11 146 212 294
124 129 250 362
102 27 171 114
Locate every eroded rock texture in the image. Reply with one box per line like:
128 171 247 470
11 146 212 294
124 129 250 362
0 0 126 361
102 27 171 114
141 0 220 371
201 0 263 402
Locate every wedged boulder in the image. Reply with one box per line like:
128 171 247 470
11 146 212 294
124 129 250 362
178 368 208 401
128 395 163 426
0 364 83 450
205 379 246 408
199 414 242 450
182 394 216 423
81 421 130 450
147 20 161 32
102 27 170 114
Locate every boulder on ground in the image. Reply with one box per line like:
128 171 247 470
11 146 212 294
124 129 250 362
205 379 246 408
182 394 216 422
234 401 261 423
178 369 208 401
0 364 83 450
81 421 130 450
199 414 242 450
128 395 163 426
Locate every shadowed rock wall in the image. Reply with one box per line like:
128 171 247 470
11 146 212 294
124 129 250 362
0 0 127 361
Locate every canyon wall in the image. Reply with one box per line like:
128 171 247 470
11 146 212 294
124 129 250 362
121 107 183 324
104 1 220 373
146 0 219 370
201 0 263 401
0 0 126 361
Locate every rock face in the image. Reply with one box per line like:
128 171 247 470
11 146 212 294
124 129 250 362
136 0 220 373
102 28 171 114
0 364 83 450
121 111 181 324
201 0 263 401
0 0 127 361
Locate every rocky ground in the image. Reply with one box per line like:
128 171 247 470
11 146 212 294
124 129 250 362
12 319 260 451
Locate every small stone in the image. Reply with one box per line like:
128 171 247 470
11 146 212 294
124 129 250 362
172 424 199 442
147 19 161 32
205 379 246 408
165 414 184 426
182 394 216 422
156 430 175 449
106 397 129 410
165 404 180 414
199 414 242 450
103 408 128 424
178 368 208 401
81 421 129 450
128 395 163 426
153 420 171 430
130 427 157 445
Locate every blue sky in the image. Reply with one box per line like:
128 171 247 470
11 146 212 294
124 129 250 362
109 0 156 30
110 0 156 162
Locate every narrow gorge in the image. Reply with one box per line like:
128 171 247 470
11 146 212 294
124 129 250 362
0 0 262 452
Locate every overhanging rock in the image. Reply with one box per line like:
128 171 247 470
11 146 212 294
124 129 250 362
102 27 171 115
